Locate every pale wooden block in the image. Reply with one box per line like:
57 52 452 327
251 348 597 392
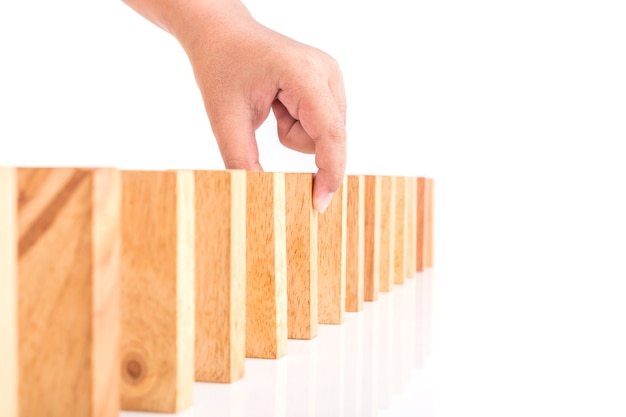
0 167 18 417
284 172 318 340
425 178 434 268
318 177 348 324
345 175 365 312
363 175 381 302
194 170 246 382
120 170 194 413
246 171 288 358
378 176 395 293
393 176 406 286
405 177 417 278
16 167 120 417
415 178 426 272
92 168 123 417
410 177 419 274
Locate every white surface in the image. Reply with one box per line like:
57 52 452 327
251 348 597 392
2 1 626 416
119 272 434 417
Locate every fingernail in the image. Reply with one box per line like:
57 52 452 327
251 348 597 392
316 192 334 214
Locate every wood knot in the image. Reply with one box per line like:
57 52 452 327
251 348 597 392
122 352 147 386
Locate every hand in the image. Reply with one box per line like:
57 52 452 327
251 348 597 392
123 0 347 213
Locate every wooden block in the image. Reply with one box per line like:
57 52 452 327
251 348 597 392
120 170 194 412
194 170 246 382
318 177 348 324
16 167 120 417
345 175 365 312
0 167 18 417
363 175 381 302
284 172 318 340
246 171 288 358
405 177 417 278
415 178 426 272
379 176 395 293
425 178 434 268
393 176 406 285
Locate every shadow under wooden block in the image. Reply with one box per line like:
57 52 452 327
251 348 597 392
415 178 426 272
284 172 318 340
318 177 348 324
120 170 194 413
11 167 120 417
346 175 365 312
379 176 395 293
246 171 287 358
194 169 246 382
363 175 381 302
425 178 434 268
393 176 407 286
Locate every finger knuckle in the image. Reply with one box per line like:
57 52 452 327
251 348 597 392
326 120 347 144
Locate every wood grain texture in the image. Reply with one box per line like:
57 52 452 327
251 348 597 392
0 167 18 417
345 175 365 312
194 169 246 382
284 172 318 340
425 178 434 268
363 175 381 302
246 171 288 358
91 168 122 417
318 177 348 324
415 178 425 272
405 177 417 278
393 176 406 286
120 170 194 413
379 176 395 293
16 167 120 417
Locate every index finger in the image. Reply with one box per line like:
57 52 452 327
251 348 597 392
297 87 347 213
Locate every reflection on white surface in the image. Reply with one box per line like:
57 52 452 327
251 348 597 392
120 271 433 417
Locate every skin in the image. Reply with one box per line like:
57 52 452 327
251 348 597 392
122 0 347 213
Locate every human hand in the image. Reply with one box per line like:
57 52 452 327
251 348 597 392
123 0 347 213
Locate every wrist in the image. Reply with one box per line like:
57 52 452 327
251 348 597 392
167 0 253 53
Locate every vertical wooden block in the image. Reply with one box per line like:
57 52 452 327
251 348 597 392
415 178 426 272
0 167 18 417
405 177 417 278
16 167 120 417
345 175 365 312
393 176 406 285
246 171 288 358
379 176 395 293
120 170 194 412
194 170 246 382
425 178 434 268
363 175 381 302
318 177 348 324
284 172 318 340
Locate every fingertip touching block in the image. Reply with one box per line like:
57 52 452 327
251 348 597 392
284 172 318 340
318 177 348 324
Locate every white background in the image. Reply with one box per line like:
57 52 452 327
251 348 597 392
2 1 626 416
